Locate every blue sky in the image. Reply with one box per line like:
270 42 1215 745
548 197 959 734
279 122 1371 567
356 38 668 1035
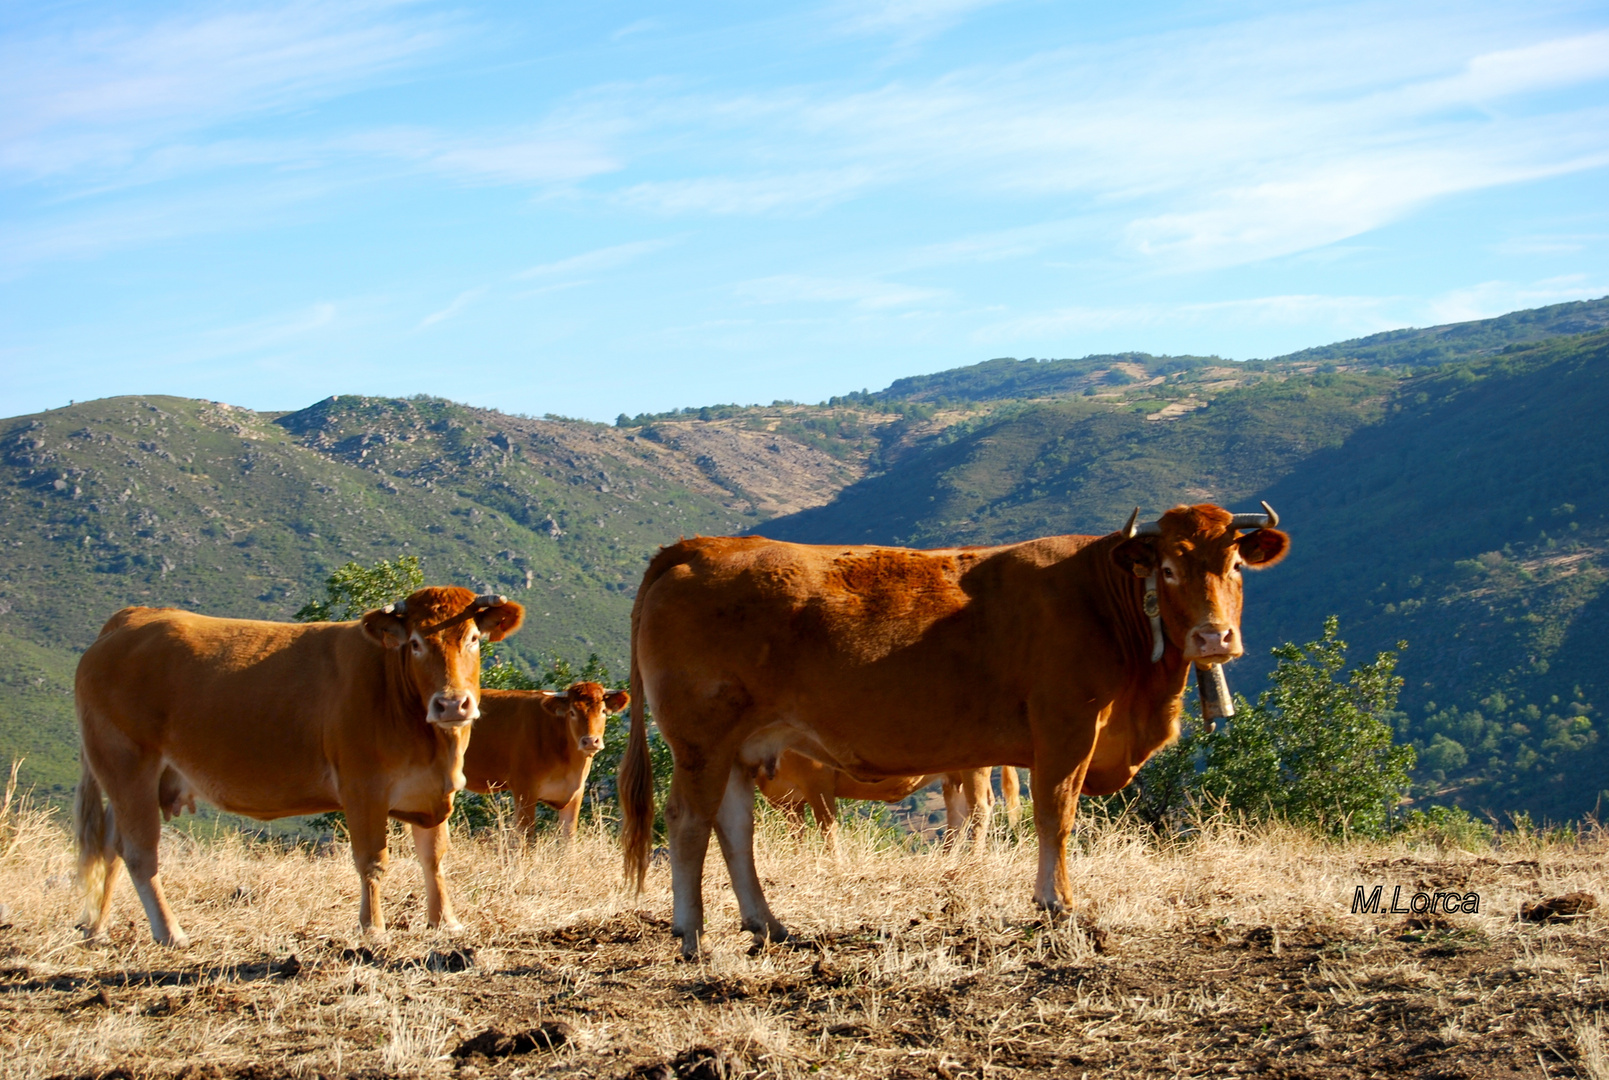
3 0 1608 422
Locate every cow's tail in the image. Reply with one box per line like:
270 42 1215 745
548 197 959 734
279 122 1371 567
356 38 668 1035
620 564 663 895
619 644 652 891
73 756 116 930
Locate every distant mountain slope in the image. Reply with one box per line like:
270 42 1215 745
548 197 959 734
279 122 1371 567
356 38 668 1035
762 330 1609 819
1254 331 1609 818
0 394 866 794
872 296 1609 406
1265 296 1609 368
5 300 1607 818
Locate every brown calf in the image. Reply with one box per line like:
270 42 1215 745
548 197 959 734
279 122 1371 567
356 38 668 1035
462 682 630 838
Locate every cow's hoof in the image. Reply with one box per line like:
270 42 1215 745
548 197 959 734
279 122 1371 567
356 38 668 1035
160 931 192 949
432 919 465 935
1032 897 1066 917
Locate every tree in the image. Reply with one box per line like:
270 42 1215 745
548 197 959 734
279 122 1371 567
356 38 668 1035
293 555 424 623
1119 617 1416 838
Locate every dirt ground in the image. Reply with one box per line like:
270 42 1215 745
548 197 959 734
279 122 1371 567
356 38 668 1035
2 803 1606 1080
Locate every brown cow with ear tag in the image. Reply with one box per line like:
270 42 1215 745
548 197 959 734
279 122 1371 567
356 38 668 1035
74 587 523 945
620 504 1287 957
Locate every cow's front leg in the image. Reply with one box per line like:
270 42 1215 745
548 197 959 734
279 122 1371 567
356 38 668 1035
1029 714 1102 913
345 801 390 937
556 790 584 841
411 822 462 931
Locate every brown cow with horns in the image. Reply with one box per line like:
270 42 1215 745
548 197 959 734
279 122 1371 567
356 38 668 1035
621 503 1288 956
74 587 524 945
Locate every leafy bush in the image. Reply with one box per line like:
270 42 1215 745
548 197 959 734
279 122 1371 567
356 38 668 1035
1396 805 1496 851
1118 617 1416 838
293 555 423 623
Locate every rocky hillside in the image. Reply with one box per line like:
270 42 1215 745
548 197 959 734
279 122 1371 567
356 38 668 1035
4 296 1607 818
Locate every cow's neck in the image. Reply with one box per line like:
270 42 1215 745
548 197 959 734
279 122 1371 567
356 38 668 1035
1083 536 1192 750
380 647 431 737
528 705 573 768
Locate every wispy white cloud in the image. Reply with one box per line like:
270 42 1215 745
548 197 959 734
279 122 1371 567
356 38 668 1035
618 168 883 215
1491 233 1608 256
1423 276 1609 324
611 18 662 42
831 0 1016 40
514 238 678 280
417 286 486 329
1 1 456 183
346 126 621 186
974 293 1400 345
578 12 1609 266
735 274 948 309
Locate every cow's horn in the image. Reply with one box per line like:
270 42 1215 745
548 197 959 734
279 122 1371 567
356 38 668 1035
383 598 409 617
1121 508 1163 538
1228 501 1279 531
474 593 506 608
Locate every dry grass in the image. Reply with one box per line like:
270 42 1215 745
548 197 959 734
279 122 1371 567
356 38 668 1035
1 797 1607 1079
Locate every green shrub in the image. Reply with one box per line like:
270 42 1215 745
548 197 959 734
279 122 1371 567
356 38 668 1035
1119 617 1416 838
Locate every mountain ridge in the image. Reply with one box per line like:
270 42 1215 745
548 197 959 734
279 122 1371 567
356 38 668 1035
4 300 1607 818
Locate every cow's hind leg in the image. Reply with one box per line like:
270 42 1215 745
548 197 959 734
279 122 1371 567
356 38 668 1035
665 756 732 959
714 763 787 949
411 822 462 932
808 790 841 858
941 770 992 852
104 759 189 947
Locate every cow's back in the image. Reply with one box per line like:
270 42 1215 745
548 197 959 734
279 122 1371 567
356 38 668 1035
635 535 1080 778
77 608 373 817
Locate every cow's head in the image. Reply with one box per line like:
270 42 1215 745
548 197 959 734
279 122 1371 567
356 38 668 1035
1110 503 1289 664
541 681 630 756
360 587 525 726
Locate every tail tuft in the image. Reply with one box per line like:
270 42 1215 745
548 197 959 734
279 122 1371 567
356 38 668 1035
74 768 115 929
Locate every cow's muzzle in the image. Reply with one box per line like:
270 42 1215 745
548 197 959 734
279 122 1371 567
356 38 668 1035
1185 624 1241 663
578 735 604 755
429 692 479 726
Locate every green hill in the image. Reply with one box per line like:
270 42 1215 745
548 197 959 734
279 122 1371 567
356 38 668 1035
4 298 1607 820
0 394 862 795
761 328 1609 819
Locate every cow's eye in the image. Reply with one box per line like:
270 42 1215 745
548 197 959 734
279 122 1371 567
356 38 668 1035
1162 566 1177 582
411 639 424 655
468 634 480 651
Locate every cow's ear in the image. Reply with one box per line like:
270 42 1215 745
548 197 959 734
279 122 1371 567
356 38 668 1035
361 609 409 649
476 601 525 641
539 692 570 717
1238 528 1290 569
1111 537 1157 578
604 690 631 713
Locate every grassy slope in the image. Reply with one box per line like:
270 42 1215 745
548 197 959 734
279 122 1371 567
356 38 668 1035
0 395 766 791
6 301 1608 817
763 332 1609 818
